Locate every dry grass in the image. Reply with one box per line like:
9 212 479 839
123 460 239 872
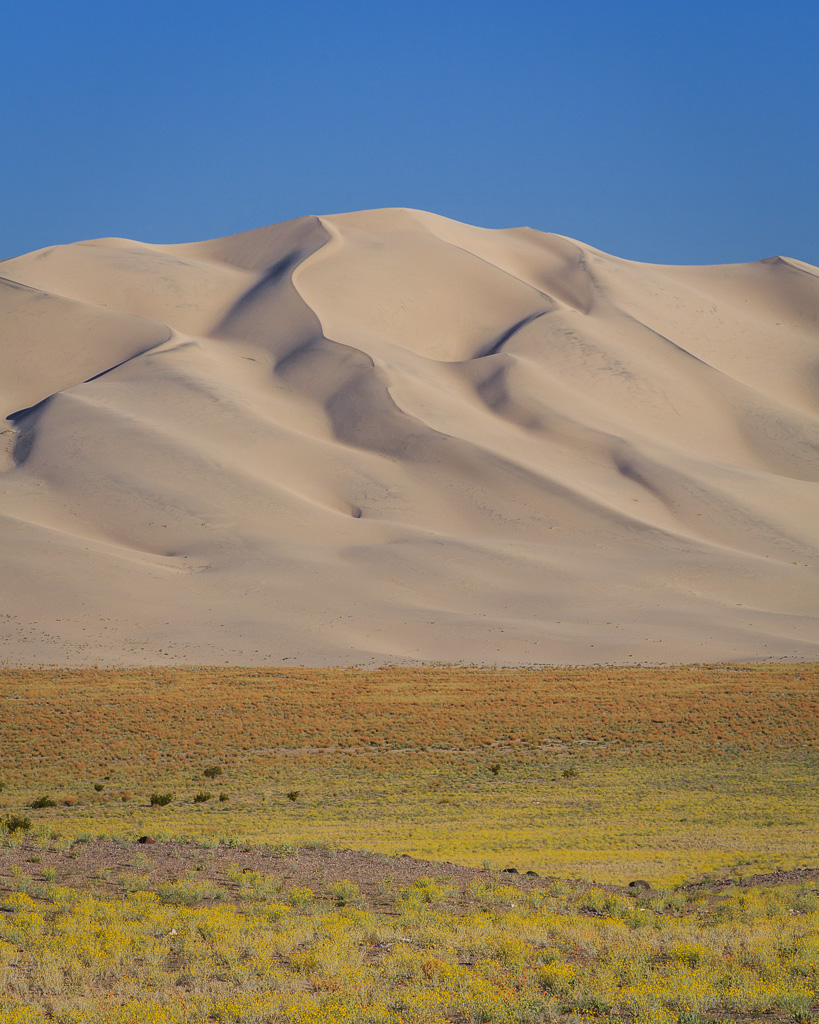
0 664 817 885
1 663 819 1022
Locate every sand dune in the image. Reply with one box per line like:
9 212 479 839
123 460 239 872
1 208 817 665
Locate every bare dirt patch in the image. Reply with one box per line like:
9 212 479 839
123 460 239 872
0 837 565 910
4 837 816 913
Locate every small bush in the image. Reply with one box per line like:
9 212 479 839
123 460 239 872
329 880 361 907
302 839 334 853
561 766 578 779
62 796 78 806
4 815 31 833
118 872 150 894
288 885 314 907
94 783 104 792
8 867 32 893
234 869 282 902
203 766 223 780
120 790 133 801
399 876 453 907
286 790 300 802
193 791 211 803
270 841 296 857
157 877 226 905
489 762 501 775
218 792 229 802
30 795 56 809
149 793 173 807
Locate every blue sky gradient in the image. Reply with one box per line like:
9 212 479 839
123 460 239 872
2 0 817 264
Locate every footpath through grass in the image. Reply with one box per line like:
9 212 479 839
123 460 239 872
1 664 817 886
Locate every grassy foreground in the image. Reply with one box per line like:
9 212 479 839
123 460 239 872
2 839 819 1024
1 663 819 1023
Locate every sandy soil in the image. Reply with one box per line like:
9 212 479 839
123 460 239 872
1 209 817 665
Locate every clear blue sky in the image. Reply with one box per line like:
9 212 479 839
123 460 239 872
2 0 817 265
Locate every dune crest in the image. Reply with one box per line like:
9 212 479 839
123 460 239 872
1 208 817 665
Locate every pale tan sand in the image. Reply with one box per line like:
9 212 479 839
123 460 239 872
0 209 817 665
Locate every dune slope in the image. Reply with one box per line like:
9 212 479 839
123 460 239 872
1 209 817 665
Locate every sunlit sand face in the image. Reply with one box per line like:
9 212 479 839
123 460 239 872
0 209 817 665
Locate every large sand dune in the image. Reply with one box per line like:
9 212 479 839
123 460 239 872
1 208 817 665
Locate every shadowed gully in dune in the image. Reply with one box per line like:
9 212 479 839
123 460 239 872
0 208 817 665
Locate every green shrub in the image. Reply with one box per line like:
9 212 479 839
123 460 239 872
9 867 32 893
270 841 296 857
149 793 173 807
30 795 56 809
286 790 300 802
203 766 223 779
489 762 501 775
218 792 229 802
4 815 31 833
302 839 334 853
234 869 282 902
157 877 226 905
94 783 104 792
399 876 453 907
329 880 361 907
193 791 211 803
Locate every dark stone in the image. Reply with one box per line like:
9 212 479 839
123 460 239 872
526 870 540 877
137 836 156 845
502 867 519 874
629 879 651 890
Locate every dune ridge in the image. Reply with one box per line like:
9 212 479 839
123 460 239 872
0 208 817 665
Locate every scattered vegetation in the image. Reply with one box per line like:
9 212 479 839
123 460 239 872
0 663 816 887
0 662 817 1020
